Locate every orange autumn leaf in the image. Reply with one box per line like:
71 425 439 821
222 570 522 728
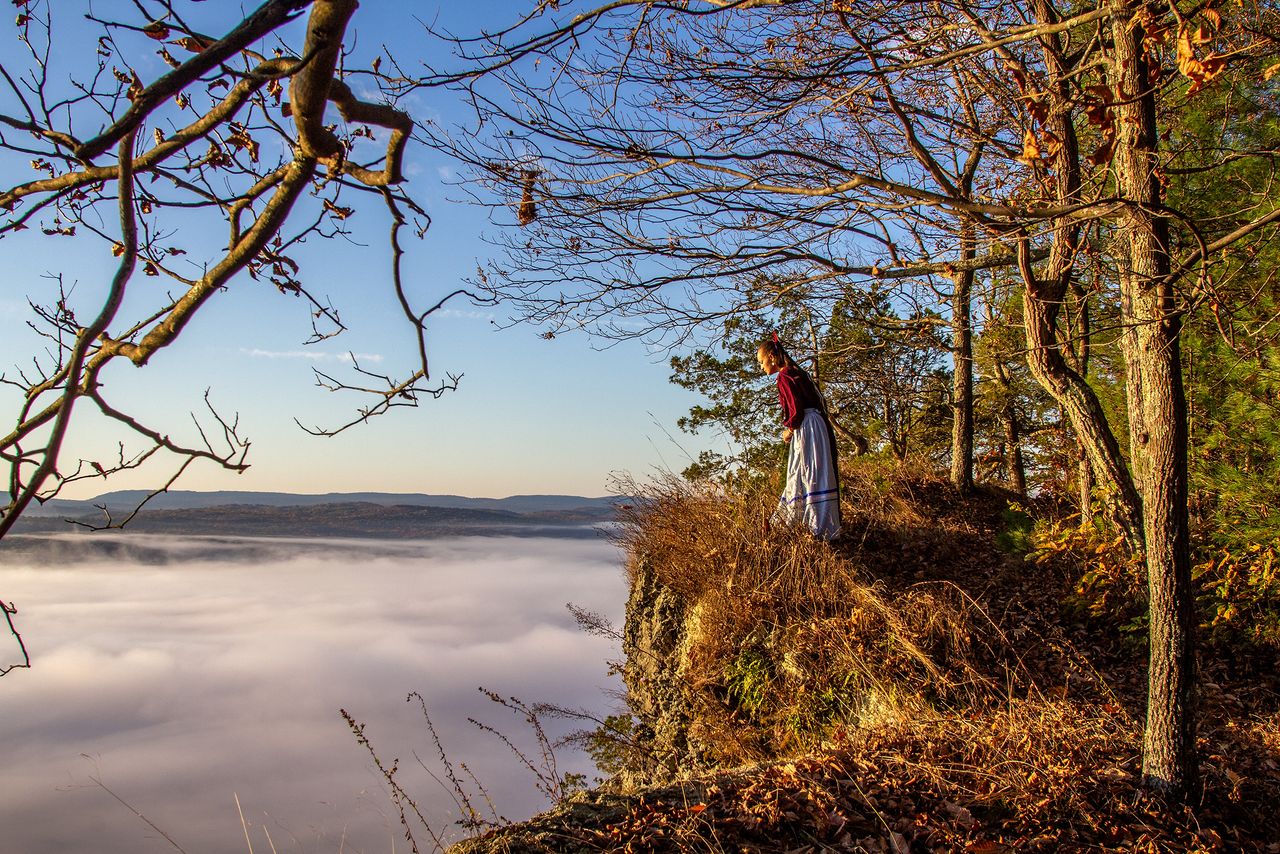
1176 25 1226 94
517 169 539 226
323 199 354 219
142 21 170 41
171 35 213 53
1019 128 1041 164
1088 137 1116 167
226 124 259 162
126 71 144 102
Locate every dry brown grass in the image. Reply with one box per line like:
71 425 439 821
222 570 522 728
611 468 1019 766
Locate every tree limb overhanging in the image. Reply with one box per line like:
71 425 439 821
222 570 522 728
0 1 473 669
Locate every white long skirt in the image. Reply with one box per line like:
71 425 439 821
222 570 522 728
773 408 841 540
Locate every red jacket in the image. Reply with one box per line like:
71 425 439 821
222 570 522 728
776 366 824 429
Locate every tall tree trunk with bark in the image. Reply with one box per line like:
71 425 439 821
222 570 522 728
1077 445 1095 517
1065 283 1096 519
1019 248 1144 545
990 360 1027 497
1108 0 1197 797
1004 404 1027 497
950 224 976 493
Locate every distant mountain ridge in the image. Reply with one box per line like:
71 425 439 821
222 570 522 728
6 494 622 552
14 500 612 540
31 490 617 516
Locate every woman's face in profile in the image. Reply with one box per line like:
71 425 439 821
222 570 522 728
757 348 781 375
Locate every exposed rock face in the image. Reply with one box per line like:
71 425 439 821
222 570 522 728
619 554 707 785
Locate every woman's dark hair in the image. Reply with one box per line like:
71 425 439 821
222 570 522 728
758 336 798 370
761 334 829 413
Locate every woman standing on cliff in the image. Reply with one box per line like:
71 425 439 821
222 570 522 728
757 335 841 540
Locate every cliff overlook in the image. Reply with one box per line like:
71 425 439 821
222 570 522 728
454 464 1280 853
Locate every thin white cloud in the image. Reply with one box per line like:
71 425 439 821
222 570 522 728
437 308 497 322
241 348 386 364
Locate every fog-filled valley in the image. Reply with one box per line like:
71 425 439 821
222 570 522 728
0 532 625 853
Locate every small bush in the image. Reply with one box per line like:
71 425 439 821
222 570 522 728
580 714 640 780
1032 514 1280 652
1030 515 1147 634
1196 538 1280 648
724 640 773 718
995 501 1036 553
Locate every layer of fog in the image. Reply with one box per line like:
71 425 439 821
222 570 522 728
0 533 626 853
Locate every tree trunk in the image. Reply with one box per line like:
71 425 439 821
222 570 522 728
1003 404 1026 497
1132 281 1196 797
1077 446 1094 519
990 359 1027 497
1019 241 1145 547
950 225 976 492
1108 0 1197 798
1065 280 1094 519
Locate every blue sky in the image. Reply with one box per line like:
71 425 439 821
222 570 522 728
0 2 729 499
